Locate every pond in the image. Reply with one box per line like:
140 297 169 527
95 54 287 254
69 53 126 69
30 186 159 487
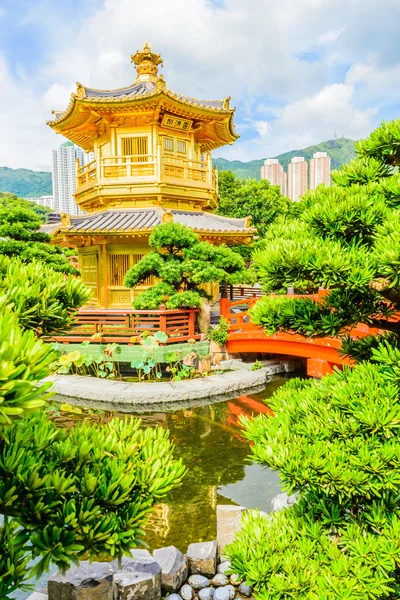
13 373 294 598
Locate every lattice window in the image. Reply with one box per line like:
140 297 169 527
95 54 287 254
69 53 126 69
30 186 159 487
108 254 154 287
108 254 130 286
177 140 187 154
163 137 174 152
122 137 148 162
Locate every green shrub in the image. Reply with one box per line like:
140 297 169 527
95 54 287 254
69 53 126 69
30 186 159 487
208 316 230 346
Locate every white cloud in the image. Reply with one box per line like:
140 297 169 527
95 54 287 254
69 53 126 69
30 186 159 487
221 83 377 161
346 59 400 95
0 0 399 169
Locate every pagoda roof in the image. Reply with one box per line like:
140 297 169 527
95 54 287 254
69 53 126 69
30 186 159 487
45 208 255 240
47 43 238 152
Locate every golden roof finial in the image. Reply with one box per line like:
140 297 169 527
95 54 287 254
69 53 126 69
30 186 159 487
131 41 163 83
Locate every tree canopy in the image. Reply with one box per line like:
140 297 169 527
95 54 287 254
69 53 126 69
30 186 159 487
226 119 400 599
124 222 252 309
0 195 76 274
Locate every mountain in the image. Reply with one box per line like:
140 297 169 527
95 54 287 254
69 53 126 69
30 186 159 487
213 138 357 180
0 166 52 198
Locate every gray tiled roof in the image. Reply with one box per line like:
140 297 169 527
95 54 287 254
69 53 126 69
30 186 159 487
83 81 155 99
68 209 161 232
51 209 251 234
82 82 225 109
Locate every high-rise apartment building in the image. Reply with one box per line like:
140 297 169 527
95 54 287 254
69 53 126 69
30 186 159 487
31 195 54 209
260 158 287 196
52 141 92 215
309 151 331 190
288 156 308 202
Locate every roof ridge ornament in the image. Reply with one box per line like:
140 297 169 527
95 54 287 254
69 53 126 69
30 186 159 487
131 41 164 84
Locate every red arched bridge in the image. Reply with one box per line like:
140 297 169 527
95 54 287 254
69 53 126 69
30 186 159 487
220 291 384 378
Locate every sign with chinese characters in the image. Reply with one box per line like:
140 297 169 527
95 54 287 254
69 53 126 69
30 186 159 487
161 114 192 132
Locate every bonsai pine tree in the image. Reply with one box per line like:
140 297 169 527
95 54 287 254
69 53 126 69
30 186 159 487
0 258 186 598
0 196 77 274
226 120 400 598
124 222 252 309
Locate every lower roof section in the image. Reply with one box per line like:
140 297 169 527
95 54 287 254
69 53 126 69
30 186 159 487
44 208 255 238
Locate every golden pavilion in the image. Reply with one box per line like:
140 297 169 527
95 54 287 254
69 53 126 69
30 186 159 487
47 42 255 308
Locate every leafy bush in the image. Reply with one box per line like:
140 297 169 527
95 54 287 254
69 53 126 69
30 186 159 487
228 364 400 599
0 256 91 335
0 413 185 586
208 316 230 346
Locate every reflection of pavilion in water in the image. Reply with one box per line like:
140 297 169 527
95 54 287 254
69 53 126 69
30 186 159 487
141 394 274 551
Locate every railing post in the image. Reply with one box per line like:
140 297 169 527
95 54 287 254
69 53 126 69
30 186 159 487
159 303 167 335
220 285 230 320
188 310 195 336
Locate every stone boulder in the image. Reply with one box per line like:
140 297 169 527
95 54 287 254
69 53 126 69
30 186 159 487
153 545 188 593
187 574 210 590
216 505 248 550
48 561 115 600
112 549 161 600
187 540 217 577
271 492 298 512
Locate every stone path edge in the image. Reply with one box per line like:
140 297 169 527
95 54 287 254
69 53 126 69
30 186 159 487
41 366 280 407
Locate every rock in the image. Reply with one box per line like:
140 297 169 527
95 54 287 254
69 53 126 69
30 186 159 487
214 588 230 600
188 574 210 590
198 587 215 600
216 505 248 550
217 561 231 575
48 561 115 600
225 585 235 600
112 549 161 600
230 573 243 586
180 583 195 600
187 540 218 577
238 582 253 597
166 595 183 600
26 594 48 600
271 492 298 512
211 574 229 587
153 545 188 593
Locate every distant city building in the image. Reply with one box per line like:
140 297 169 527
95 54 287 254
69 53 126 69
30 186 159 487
52 141 92 215
288 157 308 202
309 151 331 189
31 195 54 209
260 158 287 196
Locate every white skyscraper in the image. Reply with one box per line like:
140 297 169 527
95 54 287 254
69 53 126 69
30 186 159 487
52 142 92 215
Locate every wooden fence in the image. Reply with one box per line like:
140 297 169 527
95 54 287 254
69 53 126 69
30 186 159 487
49 305 200 344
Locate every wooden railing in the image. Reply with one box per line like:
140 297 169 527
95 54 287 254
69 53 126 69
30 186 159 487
76 153 213 189
48 306 200 344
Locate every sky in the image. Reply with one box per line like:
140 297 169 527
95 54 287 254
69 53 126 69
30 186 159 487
0 0 399 171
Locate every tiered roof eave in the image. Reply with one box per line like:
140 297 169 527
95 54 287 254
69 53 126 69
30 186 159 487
47 81 238 152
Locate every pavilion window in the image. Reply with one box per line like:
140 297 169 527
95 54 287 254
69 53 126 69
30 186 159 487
122 137 148 162
177 140 187 154
108 254 130 286
163 137 174 152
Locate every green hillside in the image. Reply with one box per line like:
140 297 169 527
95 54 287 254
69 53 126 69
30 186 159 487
213 138 356 180
0 166 52 198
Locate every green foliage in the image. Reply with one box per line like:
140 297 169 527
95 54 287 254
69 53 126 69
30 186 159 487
229 120 400 598
0 412 185 582
217 170 291 237
0 196 76 274
0 308 53 425
53 342 122 380
228 364 400 598
125 223 248 309
0 256 91 336
213 138 356 180
208 316 230 346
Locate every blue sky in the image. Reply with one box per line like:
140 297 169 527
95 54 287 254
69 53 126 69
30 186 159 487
0 0 399 170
